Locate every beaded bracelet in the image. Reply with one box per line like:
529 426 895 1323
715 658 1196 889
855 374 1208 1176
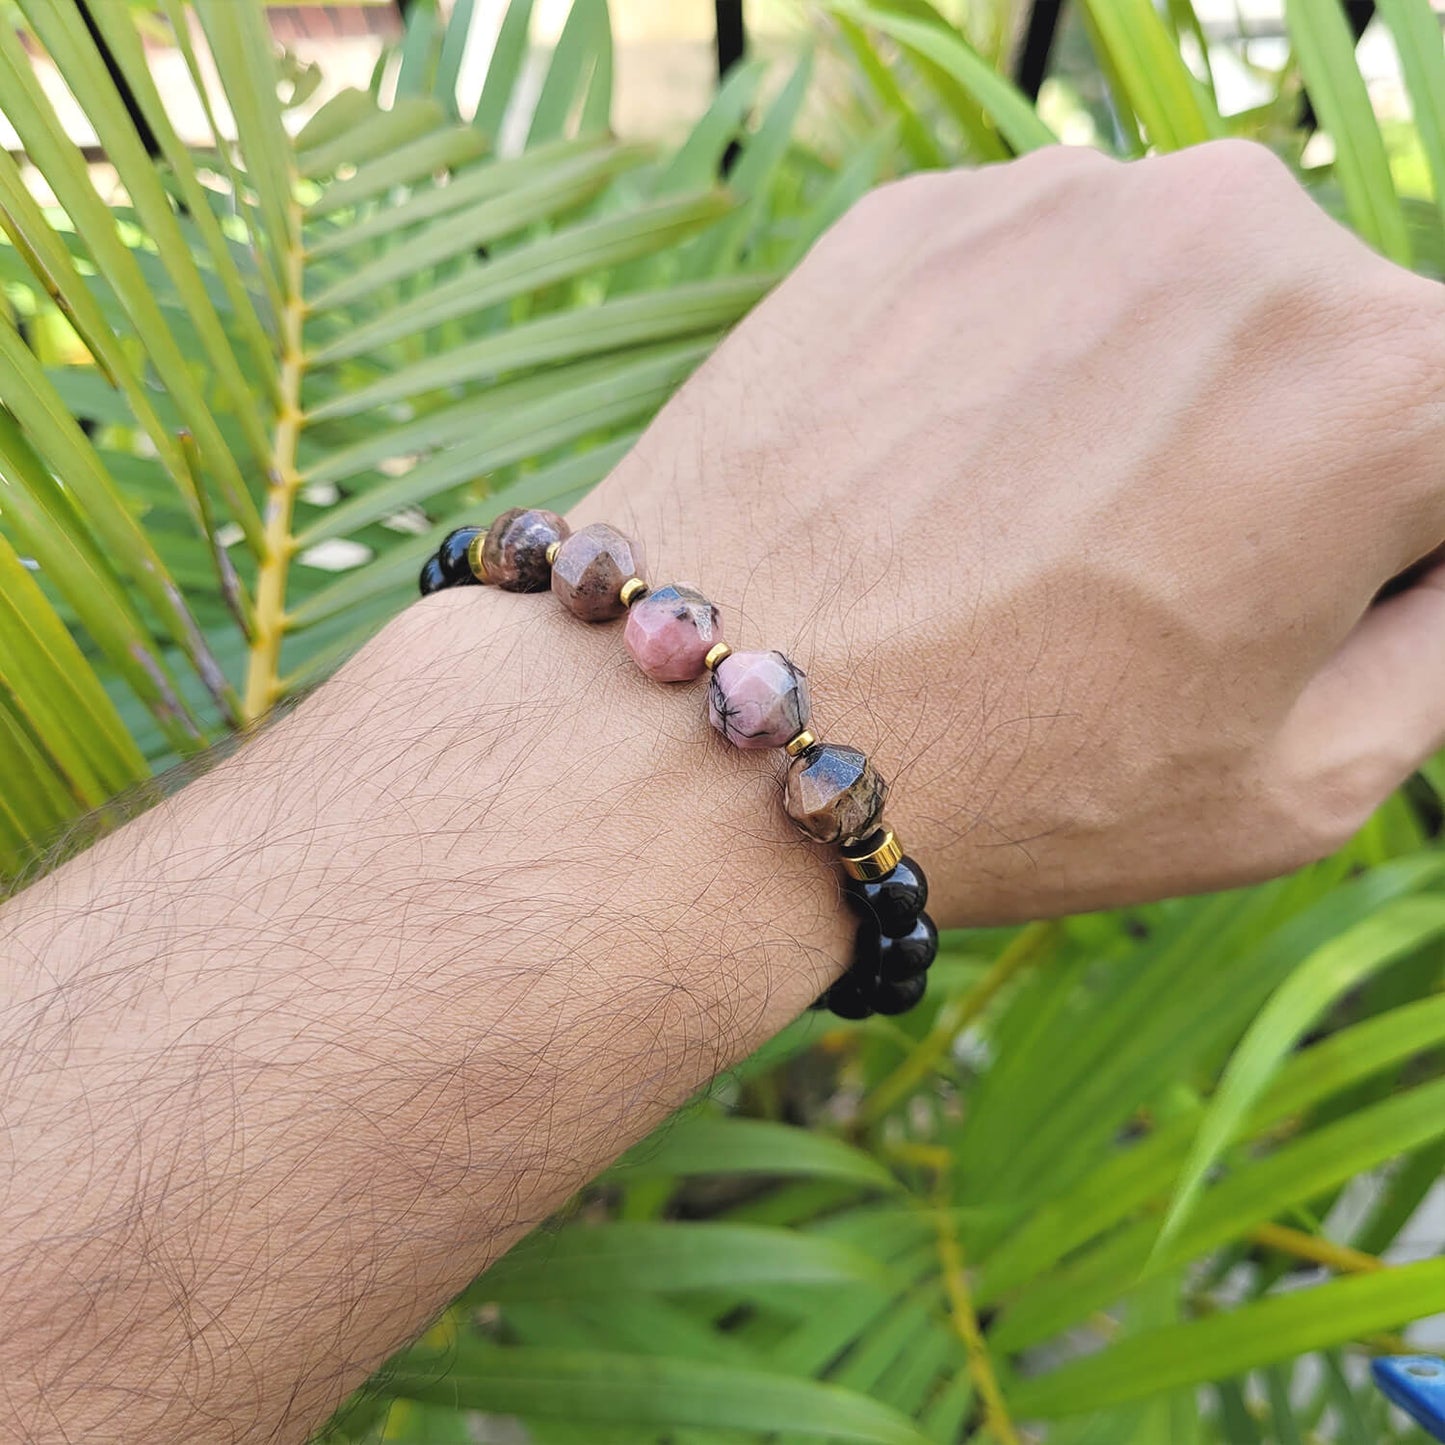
419 510 937 1019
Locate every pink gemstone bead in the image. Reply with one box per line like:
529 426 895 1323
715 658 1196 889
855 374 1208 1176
551 522 645 622
624 584 722 682
708 650 810 750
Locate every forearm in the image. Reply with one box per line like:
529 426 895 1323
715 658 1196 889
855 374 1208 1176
0 584 847 1442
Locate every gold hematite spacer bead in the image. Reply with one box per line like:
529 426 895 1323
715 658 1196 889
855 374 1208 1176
466 530 489 582
784 728 816 758
840 828 904 881
545 540 561 565
703 642 732 671
619 577 649 607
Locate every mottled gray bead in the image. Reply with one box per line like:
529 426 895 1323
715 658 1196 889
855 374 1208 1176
785 744 887 844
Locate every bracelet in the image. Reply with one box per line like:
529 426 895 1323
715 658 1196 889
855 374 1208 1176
419 510 938 1019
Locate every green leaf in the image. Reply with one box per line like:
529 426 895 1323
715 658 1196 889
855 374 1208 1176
0 532 146 801
1376 0 1445 224
307 126 488 217
298 95 448 182
611 1117 901 1190
191 0 294 288
435 0 477 118
1077 0 1225 149
1159 893 1445 1249
830 1 1056 154
1286 0 1412 263
385 1347 932 1444
297 341 709 532
307 276 770 420
474 1222 890 1301
528 0 611 145
833 16 945 170
1011 1259 1445 1418
308 144 649 308
309 188 732 363
471 0 536 140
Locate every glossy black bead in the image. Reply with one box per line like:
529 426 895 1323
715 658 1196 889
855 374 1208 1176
844 856 929 938
872 971 928 1016
884 914 938 981
823 966 877 1020
853 912 938 983
419 554 449 596
438 526 484 583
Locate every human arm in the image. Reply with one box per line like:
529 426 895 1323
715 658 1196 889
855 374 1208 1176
4 141 1445 1443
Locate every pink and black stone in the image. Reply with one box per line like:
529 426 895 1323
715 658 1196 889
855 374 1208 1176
482 507 570 592
708 649 810 750
785 744 888 844
624 584 721 682
551 522 645 621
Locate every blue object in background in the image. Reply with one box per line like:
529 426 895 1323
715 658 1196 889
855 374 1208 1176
1373 1356 1445 1439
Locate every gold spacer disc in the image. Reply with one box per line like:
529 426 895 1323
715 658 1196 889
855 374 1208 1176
840 829 904 881
703 642 732 672
466 530 489 582
619 577 649 607
784 728 816 758
545 540 561 565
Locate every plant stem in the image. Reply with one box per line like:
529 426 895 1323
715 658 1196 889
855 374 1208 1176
242 192 305 725
934 1196 1021 1445
863 921 1061 1124
1248 1222 1384 1276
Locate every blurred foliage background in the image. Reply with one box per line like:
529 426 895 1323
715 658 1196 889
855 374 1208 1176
4 0 1445 1440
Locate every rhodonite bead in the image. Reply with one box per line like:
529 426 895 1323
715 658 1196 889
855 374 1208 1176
419 554 449 595
437 526 484 584
624 584 721 682
785 744 887 845
551 522 644 621
845 856 929 938
483 508 569 592
707 650 810 750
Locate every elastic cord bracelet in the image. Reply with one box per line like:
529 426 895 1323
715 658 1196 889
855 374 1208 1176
419 511 937 1019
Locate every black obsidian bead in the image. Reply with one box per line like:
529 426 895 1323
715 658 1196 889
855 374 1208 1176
419 554 449 596
438 526 485 583
854 913 938 982
845 856 928 938
823 967 878 1020
882 914 938 981
873 972 928 1016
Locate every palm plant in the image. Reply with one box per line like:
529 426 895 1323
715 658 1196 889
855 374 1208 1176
0 0 865 877
7 1 1445 1442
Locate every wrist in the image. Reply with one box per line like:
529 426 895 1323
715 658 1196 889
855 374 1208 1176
358 586 851 1046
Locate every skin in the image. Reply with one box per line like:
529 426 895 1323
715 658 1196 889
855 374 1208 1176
3 141 1445 1441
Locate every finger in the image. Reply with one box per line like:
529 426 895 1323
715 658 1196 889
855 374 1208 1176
1281 563 1445 818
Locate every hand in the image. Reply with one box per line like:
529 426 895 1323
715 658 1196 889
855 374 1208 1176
580 140 1445 923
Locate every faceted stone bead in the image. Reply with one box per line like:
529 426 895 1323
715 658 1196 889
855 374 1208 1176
785 744 887 845
822 967 877 1021
419 554 449 596
551 522 644 621
624 584 721 682
872 971 928 1016
844 856 929 938
437 526 485 583
483 508 570 592
707 650 810 750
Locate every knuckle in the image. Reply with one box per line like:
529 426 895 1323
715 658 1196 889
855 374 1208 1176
1276 752 1395 867
1008 142 1114 179
1163 138 1293 191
